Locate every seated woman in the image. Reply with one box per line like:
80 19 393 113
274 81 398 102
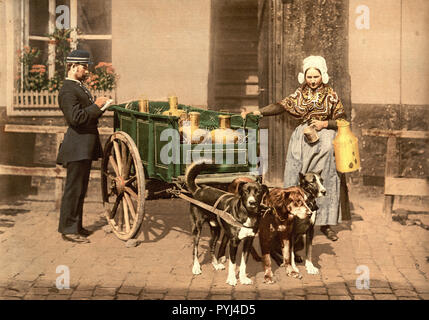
242 55 347 241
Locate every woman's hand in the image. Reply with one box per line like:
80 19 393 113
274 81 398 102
309 119 328 131
240 108 261 119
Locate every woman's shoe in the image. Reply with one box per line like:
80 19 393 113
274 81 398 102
79 228 93 236
320 225 338 241
61 233 90 244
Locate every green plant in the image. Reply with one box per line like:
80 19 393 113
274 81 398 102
48 28 73 80
16 46 49 92
16 28 118 93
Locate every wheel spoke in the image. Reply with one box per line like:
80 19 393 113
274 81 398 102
109 195 122 219
125 175 136 186
109 155 120 177
123 196 131 233
113 140 123 175
121 141 128 175
102 171 116 181
123 151 132 179
124 193 136 220
124 186 138 200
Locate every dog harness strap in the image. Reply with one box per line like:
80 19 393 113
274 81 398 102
177 193 244 228
213 194 245 228
213 193 230 211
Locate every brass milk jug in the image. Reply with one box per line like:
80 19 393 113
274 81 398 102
162 96 186 118
333 119 361 173
162 96 187 134
139 98 149 113
182 112 208 144
211 115 243 144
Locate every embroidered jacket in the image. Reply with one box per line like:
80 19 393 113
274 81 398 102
278 84 346 122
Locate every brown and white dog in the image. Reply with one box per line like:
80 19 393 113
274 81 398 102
185 161 268 286
258 186 311 283
229 171 326 283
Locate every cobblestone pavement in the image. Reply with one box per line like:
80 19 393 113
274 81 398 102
0 188 428 301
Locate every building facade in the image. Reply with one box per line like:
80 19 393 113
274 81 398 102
0 0 428 200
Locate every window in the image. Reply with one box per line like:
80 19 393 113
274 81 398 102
7 0 113 116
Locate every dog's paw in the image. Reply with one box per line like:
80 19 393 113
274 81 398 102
305 260 319 275
292 265 300 273
212 262 226 271
226 276 238 286
286 266 303 279
192 263 202 275
219 256 227 264
263 273 275 284
239 275 253 285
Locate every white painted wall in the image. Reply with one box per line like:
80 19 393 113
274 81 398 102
349 0 429 106
112 0 211 107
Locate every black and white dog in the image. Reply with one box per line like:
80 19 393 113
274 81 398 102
266 171 326 275
185 160 268 286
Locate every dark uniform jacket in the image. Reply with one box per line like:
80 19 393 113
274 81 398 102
56 79 103 166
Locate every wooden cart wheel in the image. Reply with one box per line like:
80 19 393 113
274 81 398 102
101 131 145 240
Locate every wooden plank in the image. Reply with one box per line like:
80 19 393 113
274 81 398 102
4 124 113 135
385 177 429 196
362 129 429 139
383 136 399 216
0 164 101 179
385 136 399 178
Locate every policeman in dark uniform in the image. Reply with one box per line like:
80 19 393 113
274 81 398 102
57 49 109 243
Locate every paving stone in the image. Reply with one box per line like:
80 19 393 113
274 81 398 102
353 295 375 300
374 294 398 300
306 294 329 300
283 288 306 296
258 290 283 299
305 287 327 295
390 282 415 290
0 296 22 300
91 296 115 300
371 287 393 294
329 295 352 300
46 294 69 300
233 292 257 300
210 294 232 300
188 291 210 300
23 294 47 300
328 288 349 296
348 287 372 295
393 289 419 297
2 289 26 298
283 295 305 300
414 285 429 294
116 294 139 300
93 287 117 296
418 293 429 300
139 293 165 300
164 295 186 300
118 286 142 295
71 290 93 298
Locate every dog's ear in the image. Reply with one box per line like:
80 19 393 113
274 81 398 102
281 190 291 202
315 169 323 176
261 184 269 196
299 172 305 183
237 180 247 194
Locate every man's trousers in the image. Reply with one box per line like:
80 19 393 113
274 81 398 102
58 159 92 234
